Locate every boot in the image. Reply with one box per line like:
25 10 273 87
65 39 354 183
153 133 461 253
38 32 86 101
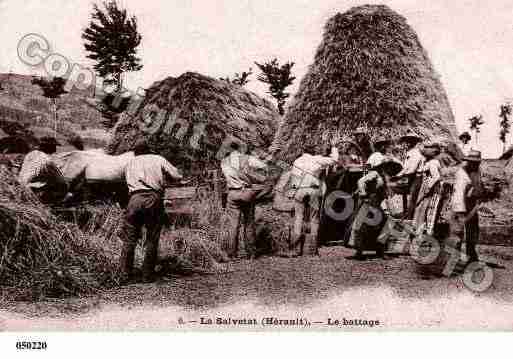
142 226 161 283
119 242 136 284
302 234 318 256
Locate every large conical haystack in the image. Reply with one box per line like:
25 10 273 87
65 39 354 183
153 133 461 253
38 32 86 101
109 72 279 177
273 5 458 163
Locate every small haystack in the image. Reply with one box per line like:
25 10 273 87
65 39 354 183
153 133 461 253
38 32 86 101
109 72 279 177
273 5 458 163
0 166 120 300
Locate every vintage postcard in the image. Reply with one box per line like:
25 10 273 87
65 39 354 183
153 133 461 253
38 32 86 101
1 0 513 344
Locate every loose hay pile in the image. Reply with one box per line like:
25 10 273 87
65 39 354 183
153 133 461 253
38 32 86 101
272 4 458 164
0 166 120 300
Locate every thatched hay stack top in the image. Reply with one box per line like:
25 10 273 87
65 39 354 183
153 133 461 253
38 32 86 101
273 4 458 163
109 72 279 176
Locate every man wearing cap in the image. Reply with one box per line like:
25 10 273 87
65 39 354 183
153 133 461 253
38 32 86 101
458 132 472 157
348 152 390 260
18 136 67 205
451 150 483 263
221 142 272 260
392 132 425 219
120 139 183 283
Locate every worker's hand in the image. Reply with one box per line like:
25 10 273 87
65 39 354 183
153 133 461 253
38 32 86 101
179 179 191 186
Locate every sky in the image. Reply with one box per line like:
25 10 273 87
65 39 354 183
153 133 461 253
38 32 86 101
1 0 513 158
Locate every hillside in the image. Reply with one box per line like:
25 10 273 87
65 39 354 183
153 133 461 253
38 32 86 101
0 73 110 150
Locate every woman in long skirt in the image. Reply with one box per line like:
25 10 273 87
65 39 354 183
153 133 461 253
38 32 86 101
414 142 442 235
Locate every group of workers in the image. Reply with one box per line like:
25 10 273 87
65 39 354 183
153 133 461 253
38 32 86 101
16 126 483 284
221 126 483 267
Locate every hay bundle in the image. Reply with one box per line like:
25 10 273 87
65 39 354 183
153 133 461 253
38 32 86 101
272 5 458 164
0 166 120 300
108 72 279 178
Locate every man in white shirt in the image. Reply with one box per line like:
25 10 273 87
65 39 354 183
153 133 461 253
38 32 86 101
221 143 271 259
450 150 482 263
458 132 472 157
121 139 183 283
283 139 339 257
392 132 425 219
18 137 67 205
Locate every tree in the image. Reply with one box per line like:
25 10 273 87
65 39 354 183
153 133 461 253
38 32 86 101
499 104 511 154
255 58 296 115
468 114 484 147
31 76 68 137
220 68 253 87
82 1 143 92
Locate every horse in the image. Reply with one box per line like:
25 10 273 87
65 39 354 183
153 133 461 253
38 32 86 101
52 150 135 206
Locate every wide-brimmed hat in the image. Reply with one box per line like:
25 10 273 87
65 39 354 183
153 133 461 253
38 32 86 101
373 136 392 148
367 153 403 175
353 126 367 135
420 141 441 158
399 131 423 143
366 152 386 169
459 131 471 141
462 149 482 162
39 136 60 146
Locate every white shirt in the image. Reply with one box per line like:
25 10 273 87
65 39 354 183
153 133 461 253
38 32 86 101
125 154 182 194
452 167 472 213
397 146 425 177
221 151 268 189
289 147 339 189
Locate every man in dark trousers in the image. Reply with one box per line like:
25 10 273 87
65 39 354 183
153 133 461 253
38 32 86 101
392 132 425 219
451 150 483 263
221 143 271 260
120 139 183 283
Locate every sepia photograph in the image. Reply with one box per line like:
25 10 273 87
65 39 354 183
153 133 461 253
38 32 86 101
1 0 513 345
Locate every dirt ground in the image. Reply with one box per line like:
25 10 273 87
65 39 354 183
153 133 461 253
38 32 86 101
1 245 513 330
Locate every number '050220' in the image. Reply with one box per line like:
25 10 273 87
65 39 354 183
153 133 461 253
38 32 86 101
16 341 47 350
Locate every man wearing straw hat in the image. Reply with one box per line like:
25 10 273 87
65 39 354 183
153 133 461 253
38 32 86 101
451 150 483 263
18 136 67 205
120 139 184 283
392 131 425 219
